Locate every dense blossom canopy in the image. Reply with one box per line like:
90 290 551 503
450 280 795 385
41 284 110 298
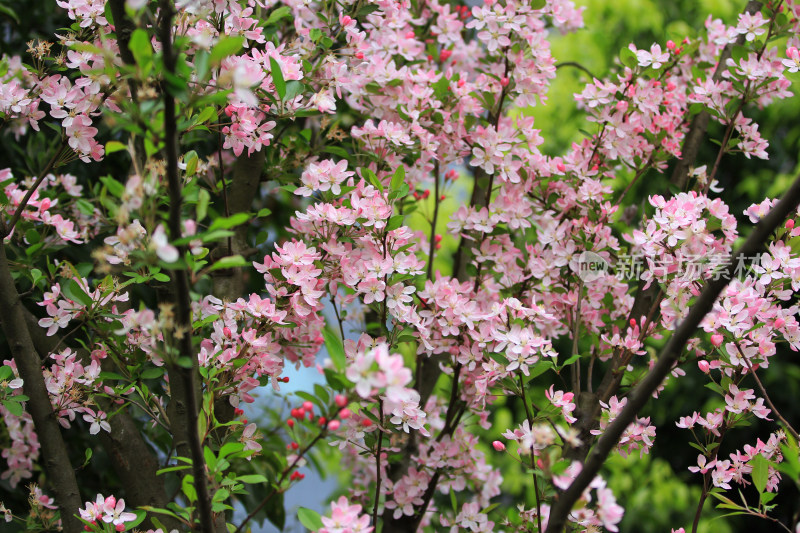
1 0 800 532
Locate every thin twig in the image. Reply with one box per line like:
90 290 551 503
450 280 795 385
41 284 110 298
1 139 68 239
555 61 598 79
519 375 543 533
738 344 800 441
372 399 384 526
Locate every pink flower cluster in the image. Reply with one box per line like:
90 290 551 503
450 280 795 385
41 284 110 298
78 494 137 532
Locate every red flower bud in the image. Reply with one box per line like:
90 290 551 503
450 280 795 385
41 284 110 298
302 401 314 412
329 420 341 430
492 440 506 451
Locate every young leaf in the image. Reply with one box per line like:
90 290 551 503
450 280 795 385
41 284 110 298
322 326 346 371
297 507 324 531
751 453 769 494
269 56 286 100
210 36 245 65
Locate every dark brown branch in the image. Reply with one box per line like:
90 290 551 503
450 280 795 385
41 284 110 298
426 162 441 280
0 242 82 533
555 61 598 80
158 1 214 532
544 169 800 533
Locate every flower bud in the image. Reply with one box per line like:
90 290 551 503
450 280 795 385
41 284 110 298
339 408 352 419
492 440 506 451
710 334 723 347
335 394 348 407
329 420 341 430
698 360 710 373
303 401 314 412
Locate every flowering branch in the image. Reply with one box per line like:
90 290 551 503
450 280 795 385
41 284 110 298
545 169 800 533
0 242 82 533
0 138 68 240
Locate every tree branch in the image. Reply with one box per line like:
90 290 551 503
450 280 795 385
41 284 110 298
158 1 214 531
545 169 800 533
0 242 82 533
22 309 181 531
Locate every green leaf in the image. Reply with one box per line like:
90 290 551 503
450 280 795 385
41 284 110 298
25 228 40 244
385 214 404 232
297 508 324 531
265 5 292 25
197 189 210 221
321 147 347 160
527 361 554 380
210 36 245 65
322 326 346 371
751 453 769 494
124 510 147 531
193 107 217 127
219 442 244 459
208 255 248 272
100 176 125 198
235 474 268 484
140 367 165 380
156 464 192 476
209 213 251 231
105 140 127 154
62 278 93 307
269 56 286 100
361 168 383 192
390 165 405 191
2 400 22 416
0 3 20 23
183 150 199 177
619 46 638 69
129 29 153 74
